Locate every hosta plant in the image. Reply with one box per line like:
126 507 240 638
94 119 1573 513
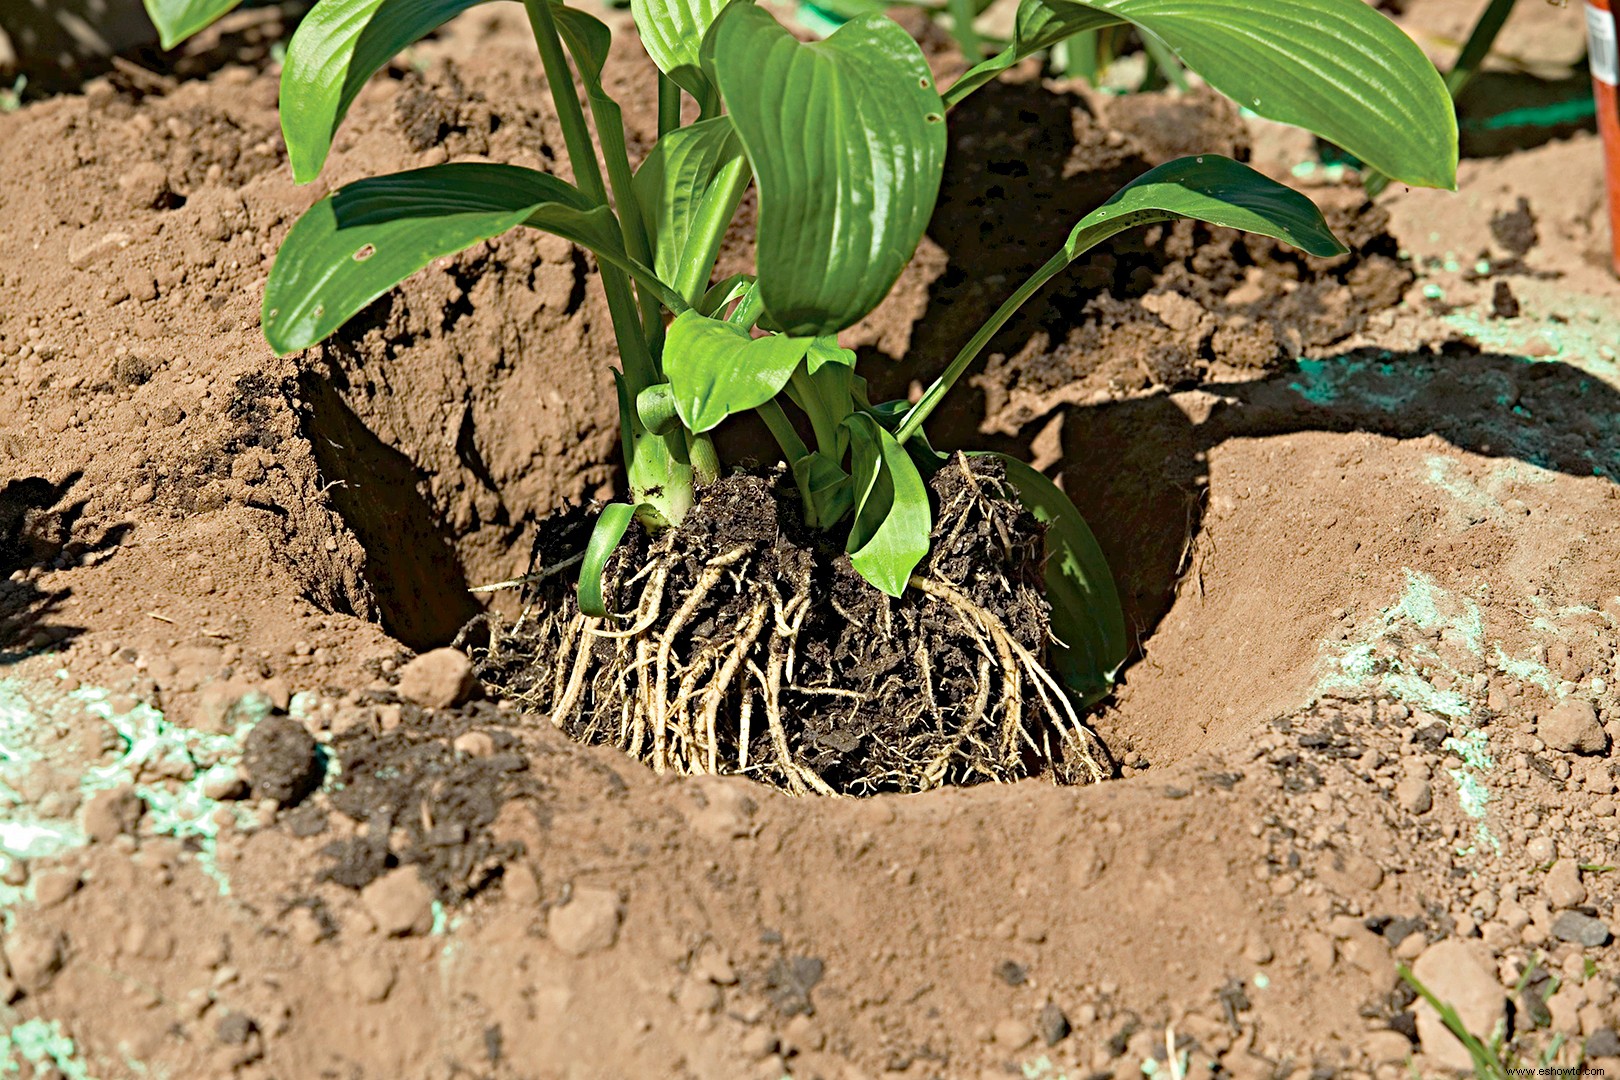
255 0 1455 793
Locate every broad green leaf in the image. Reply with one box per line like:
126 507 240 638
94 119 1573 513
633 117 749 301
897 155 1344 442
279 0 611 184
946 0 1457 190
578 503 639 618
1075 155 1346 257
707 5 948 335
632 0 746 100
263 164 628 355
143 0 244 49
983 453 1125 705
280 0 491 184
662 311 813 433
844 414 931 598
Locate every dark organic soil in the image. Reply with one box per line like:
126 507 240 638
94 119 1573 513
478 457 1107 795
4 2 1620 1077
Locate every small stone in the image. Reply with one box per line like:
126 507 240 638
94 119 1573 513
242 716 322 806
1527 837 1558 864
992 1018 1035 1050
81 785 143 842
1363 1029 1415 1064
1394 777 1432 815
739 1028 778 1061
396 648 478 709
1036 1002 1071 1046
452 731 495 757
31 869 81 908
1341 851 1384 892
547 887 622 956
1542 699 1607 755
118 162 171 210
3 925 66 993
215 1011 257 1046
200 764 248 801
196 681 275 734
360 868 436 937
1411 941 1504 1071
686 776 758 842
1588 1030 1620 1058
693 949 738 986
1544 860 1587 909
1550 911 1610 947
349 954 396 1003
677 976 722 1015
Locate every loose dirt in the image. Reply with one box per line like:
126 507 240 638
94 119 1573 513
3 1 1620 1077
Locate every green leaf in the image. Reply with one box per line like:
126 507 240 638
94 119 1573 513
897 155 1344 442
1076 155 1347 257
791 450 854 528
280 0 491 184
662 311 813 433
844 414 932 598
946 0 1457 190
633 117 749 301
805 337 855 374
983 453 1125 705
707 5 948 335
578 503 639 618
278 0 615 185
632 0 746 100
263 164 627 355
143 0 244 49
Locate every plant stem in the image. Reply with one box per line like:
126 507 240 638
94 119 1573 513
946 0 983 60
895 208 1176 444
658 74 681 138
789 367 843 459
524 0 702 513
756 399 809 462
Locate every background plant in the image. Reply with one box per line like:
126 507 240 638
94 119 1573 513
248 0 1456 707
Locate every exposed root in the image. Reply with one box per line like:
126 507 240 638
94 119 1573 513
478 460 1115 795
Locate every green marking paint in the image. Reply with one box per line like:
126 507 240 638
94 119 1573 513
0 669 260 907
2 1019 94 1080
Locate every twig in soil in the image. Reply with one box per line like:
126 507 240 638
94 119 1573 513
468 552 585 594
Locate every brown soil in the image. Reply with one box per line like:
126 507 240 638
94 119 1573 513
3 2 1620 1078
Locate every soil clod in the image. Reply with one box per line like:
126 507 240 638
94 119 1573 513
242 716 322 806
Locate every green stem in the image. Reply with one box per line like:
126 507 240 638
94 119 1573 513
658 74 681 138
895 208 1176 444
757 399 816 521
524 0 693 523
756 399 809 462
946 0 983 60
522 0 606 204
789 367 843 459
728 285 765 330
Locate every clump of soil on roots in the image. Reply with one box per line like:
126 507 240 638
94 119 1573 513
476 455 1110 795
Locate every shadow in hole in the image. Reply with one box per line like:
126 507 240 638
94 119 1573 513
865 79 1164 414
297 368 479 652
971 347 1620 655
0 473 131 663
